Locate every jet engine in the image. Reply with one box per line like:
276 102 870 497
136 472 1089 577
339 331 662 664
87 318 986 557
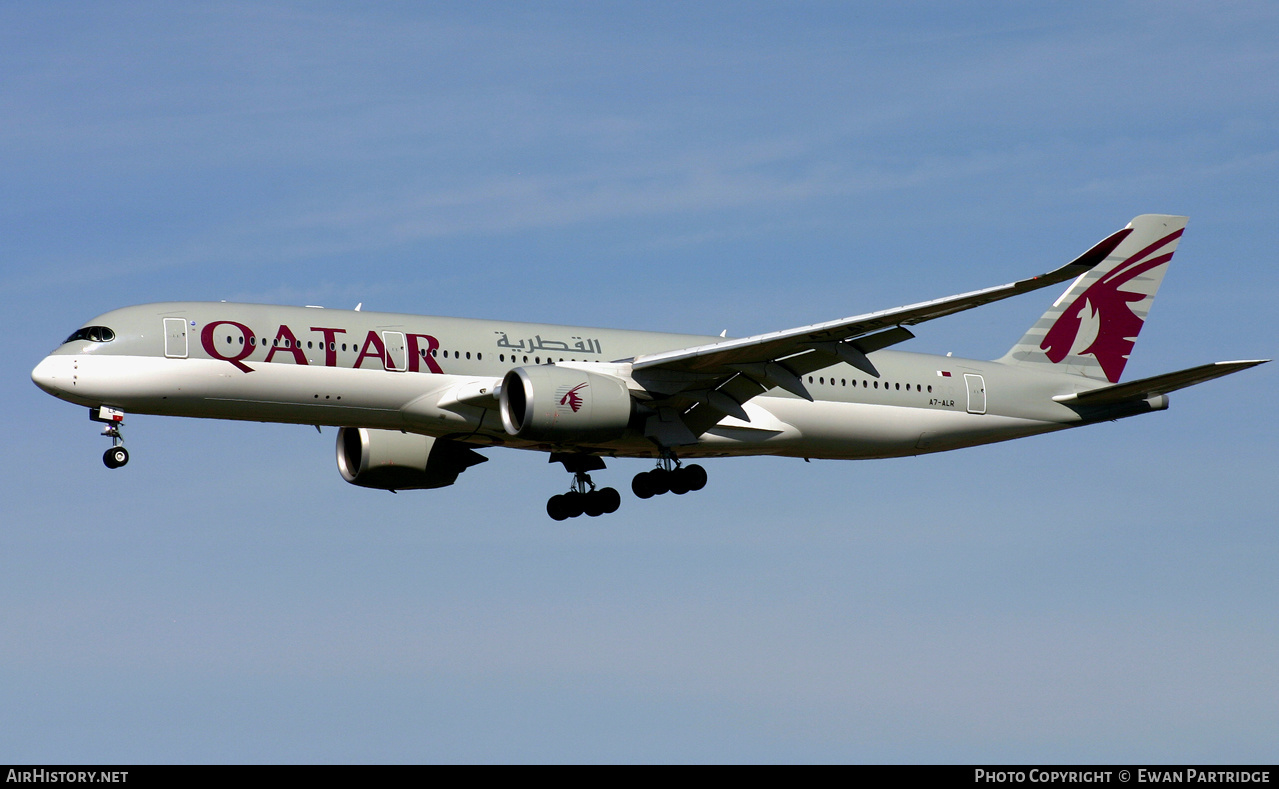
499 366 635 442
336 427 488 491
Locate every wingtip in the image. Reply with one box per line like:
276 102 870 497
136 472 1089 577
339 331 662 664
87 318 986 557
1069 226 1134 270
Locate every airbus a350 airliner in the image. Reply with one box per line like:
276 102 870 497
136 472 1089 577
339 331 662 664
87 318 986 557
32 215 1266 520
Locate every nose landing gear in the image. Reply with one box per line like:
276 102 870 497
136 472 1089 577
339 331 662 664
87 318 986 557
103 445 129 469
91 406 129 469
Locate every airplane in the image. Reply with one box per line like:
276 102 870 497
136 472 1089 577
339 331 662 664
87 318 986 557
31 214 1268 520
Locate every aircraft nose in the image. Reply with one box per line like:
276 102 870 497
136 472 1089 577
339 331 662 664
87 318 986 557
32 355 72 396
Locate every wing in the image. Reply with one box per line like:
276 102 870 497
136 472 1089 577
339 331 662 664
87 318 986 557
629 223 1135 444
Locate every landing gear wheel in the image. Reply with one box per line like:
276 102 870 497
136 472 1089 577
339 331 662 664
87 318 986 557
103 446 129 469
546 454 622 520
547 494 570 521
562 491 586 519
632 471 655 499
599 487 621 514
633 459 707 501
684 464 707 491
583 491 607 517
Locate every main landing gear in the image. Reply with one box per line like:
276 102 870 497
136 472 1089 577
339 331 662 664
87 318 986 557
547 454 621 521
631 456 707 499
91 406 129 469
543 453 709 521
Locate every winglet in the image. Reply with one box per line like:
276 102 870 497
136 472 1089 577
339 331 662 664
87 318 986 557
1062 226 1133 274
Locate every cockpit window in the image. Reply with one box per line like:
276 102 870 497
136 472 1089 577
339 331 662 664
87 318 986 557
63 326 116 344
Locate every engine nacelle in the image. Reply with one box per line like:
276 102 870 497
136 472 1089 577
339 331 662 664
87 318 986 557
336 427 487 491
499 366 634 442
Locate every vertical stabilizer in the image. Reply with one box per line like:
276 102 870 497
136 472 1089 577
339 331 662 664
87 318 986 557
1000 214 1188 383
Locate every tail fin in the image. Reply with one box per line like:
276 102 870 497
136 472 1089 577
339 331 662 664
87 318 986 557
1000 214 1188 383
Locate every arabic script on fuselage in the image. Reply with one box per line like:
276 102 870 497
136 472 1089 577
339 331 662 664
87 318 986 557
494 331 602 356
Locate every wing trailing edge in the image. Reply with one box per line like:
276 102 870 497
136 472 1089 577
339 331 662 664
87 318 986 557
628 217 1139 441
631 224 1132 379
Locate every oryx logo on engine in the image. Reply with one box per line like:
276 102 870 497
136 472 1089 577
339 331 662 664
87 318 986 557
557 383 588 413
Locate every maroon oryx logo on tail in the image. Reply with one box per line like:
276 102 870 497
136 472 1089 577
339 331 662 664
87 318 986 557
1040 228 1183 383
559 383 588 413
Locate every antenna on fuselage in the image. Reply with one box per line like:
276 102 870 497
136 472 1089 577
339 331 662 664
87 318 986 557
354 302 362 311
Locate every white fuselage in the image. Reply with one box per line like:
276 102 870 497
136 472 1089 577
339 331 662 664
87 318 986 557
32 302 1116 462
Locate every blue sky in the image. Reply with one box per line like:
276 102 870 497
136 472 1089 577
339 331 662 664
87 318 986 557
3 2 1277 763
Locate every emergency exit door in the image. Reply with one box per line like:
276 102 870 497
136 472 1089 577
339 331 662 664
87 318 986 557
965 373 986 414
164 318 188 358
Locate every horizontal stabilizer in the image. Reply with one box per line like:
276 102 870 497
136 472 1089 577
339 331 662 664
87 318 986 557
1052 360 1269 406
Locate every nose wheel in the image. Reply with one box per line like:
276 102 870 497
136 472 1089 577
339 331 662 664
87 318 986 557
103 446 129 469
91 406 129 469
